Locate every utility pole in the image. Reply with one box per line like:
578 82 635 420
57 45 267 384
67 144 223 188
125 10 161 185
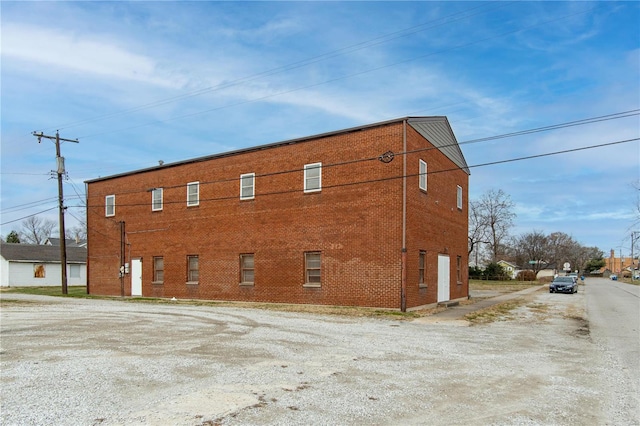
32 131 79 295
632 231 639 282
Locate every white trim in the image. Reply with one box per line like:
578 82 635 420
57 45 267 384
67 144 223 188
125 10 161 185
105 195 115 217
419 159 427 191
456 185 463 210
240 173 255 200
187 181 199 206
304 163 322 193
152 188 163 211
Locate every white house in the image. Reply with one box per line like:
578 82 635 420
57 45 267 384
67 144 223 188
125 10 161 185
0 242 87 287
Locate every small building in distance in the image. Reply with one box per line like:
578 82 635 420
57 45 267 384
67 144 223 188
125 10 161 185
85 117 470 310
0 242 87 287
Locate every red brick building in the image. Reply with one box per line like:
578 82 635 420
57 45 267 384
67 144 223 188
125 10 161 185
85 117 470 310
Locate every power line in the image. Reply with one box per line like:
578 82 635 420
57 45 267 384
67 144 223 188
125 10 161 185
47 1 513 133
1 197 60 214
0 207 58 226
81 110 640 199
6 111 635 225
76 4 597 140
79 137 639 210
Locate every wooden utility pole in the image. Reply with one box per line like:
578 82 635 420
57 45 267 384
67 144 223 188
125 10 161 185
32 131 79 294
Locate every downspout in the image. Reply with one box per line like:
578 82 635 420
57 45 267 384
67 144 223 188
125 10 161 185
401 120 407 312
85 182 90 295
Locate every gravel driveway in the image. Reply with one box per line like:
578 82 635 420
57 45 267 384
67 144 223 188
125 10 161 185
0 287 634 425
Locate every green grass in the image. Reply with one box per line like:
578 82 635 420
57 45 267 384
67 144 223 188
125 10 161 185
620 277 640 286
4 286 89 297
469 279 541 292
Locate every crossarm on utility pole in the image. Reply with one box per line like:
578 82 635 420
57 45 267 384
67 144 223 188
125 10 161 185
32 131 79 294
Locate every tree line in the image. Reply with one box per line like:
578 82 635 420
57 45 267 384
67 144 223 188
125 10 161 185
3 215 86 245
469 189 606 277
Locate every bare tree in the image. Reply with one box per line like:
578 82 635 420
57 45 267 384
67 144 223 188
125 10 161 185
468 200 490 266
546 232 575 273
20 216 57 245
512 230 548 276
66 207 87 242
475 189 516 262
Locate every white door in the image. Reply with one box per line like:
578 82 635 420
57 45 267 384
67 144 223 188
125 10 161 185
437 254 450 303
131 258 142 296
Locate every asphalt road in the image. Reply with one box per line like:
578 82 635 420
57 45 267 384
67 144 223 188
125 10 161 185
584 277 640 421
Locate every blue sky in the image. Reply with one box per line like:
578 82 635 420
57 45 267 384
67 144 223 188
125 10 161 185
1 1 639 257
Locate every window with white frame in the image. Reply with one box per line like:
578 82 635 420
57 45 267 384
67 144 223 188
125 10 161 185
240 173 255 200
457 185 463 210
304 163 322 193
304 252 321 286
187 182 199 206
240 254 254 285
419 159 427 191
152 188 163 211
105 195 115 217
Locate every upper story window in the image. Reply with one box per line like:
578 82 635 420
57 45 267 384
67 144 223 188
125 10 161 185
187 182 199 207
105 195 115 217
419 160 427 191
240 173 255 200
152 188 163 211
457 185 463 210
304 163 322 193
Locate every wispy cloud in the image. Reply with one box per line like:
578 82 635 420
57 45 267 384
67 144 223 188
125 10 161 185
3 23 185 88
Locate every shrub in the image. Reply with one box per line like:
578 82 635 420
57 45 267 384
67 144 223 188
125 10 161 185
516 270 537 281
484 262 507 280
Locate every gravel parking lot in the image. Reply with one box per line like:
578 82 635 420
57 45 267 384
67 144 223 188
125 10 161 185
0 287 634 425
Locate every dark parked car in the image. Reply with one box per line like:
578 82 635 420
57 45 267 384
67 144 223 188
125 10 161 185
549 276 578 294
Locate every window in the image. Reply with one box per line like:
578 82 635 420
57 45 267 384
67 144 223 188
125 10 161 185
457 185 463 210
34 264 45 278
152 188 163 211
69 264 81 279
457 256 462 283
419 160 427 191
240 254 254 285
187 182 199 206
304 252 321 286
304 163 322 193
187 255 199 282
419 251 426 287
240 173 255 200
105 195 115 217
153 256 164 283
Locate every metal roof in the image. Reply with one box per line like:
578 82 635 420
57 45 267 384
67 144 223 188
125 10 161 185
85 116 469 183
0 242 87 263
45 238 87 248
407 117 470 174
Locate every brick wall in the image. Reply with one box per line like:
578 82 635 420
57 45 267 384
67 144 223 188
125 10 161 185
86 120 468 309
